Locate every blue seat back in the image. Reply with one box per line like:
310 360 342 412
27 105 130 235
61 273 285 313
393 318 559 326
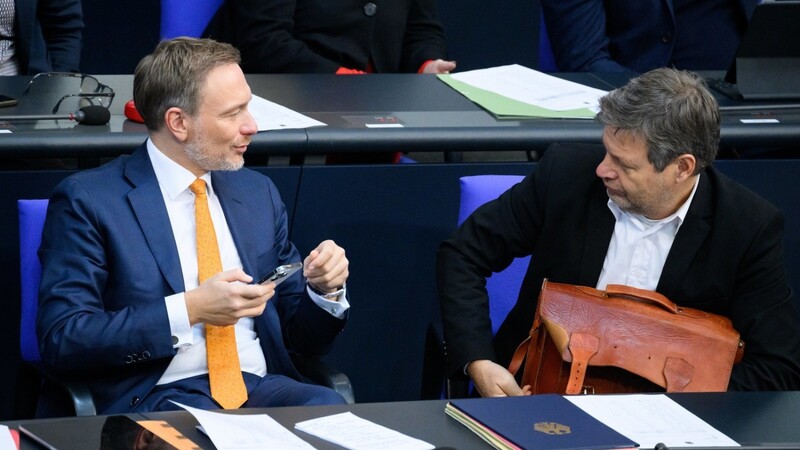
18 199 49 365
458 175 529 335
160 0 224 39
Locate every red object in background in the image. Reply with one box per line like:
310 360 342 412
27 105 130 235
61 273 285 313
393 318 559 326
124 100 145 123
8 428 20 449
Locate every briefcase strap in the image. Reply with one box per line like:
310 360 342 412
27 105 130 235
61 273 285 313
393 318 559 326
508 335 531 377
565 333 599 395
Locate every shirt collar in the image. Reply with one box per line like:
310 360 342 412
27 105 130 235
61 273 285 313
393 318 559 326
146 139 213 199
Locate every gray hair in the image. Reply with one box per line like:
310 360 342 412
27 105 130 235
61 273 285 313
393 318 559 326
596 68 720 174
133 37 241 132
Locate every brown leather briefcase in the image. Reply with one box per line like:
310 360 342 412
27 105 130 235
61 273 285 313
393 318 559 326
508 279 744 394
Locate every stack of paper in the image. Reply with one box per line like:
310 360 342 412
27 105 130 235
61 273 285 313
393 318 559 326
438 64 607 120
566 394 740 449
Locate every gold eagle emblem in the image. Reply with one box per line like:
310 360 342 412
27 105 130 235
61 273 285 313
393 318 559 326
534 422 571 435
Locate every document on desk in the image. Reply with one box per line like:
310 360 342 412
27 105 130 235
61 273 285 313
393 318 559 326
173 402 315 450
438 64 606 119
0 425 17 450
249 94 326 131
566 394 740 449
295 411 435 450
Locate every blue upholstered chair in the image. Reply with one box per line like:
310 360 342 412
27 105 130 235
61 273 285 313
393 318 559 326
18 199 353 417
457 175 530 336
19 199 97 416
160 0 224 39
437 175 530 398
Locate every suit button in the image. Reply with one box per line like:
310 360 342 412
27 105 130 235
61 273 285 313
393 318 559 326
363 2 377 16
124 355 133 364
142 351 151 359
130 396 140 407
661 32 673 44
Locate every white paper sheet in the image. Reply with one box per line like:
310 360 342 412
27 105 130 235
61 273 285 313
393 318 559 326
173 401 315 450
295 411 434 450
248 95 326 131
0 426 16 450
566 394 740 449
447 64 607 112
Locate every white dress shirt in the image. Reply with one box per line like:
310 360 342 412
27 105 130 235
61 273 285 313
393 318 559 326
596 176 700 291
146 140 349 385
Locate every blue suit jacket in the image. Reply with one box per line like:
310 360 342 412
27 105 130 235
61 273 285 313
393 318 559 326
541 0 757 73
37 144 346 414
14 0 83 74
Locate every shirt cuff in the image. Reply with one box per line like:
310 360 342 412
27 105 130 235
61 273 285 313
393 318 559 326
307 285 350 318
165 292 193 348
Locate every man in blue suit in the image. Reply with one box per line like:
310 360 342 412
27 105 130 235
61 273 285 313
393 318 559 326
1 0 83 75
541 0 757 73
37 37 350 414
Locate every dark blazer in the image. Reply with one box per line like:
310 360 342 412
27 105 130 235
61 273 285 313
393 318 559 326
14 0 83 74
204 0 448 73
541 0 757 73
37 144 346 414
438 143 800 391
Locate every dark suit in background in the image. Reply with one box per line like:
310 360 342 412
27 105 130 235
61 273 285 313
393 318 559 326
37 144 346 414
438 143 800 391
541 0 757 72
204 0 449 73
14 0 83 74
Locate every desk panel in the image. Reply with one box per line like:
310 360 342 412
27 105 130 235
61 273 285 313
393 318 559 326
672 392 800 447
142 400 484 450
7 393 800 450
2 74 799 161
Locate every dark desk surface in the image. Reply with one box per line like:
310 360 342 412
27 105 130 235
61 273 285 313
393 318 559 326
2 73 799 162
6 392 800 449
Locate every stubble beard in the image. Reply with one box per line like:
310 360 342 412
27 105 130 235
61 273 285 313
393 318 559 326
185 125 245 172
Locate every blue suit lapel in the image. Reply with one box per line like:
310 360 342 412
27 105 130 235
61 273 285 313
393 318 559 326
123 146 185 294
211 172 299 378
665 0 675 20
211 171 259 275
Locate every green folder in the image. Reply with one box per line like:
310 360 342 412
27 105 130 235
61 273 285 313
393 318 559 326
438 74 598 120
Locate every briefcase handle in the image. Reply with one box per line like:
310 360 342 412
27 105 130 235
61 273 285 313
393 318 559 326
605 284 679 314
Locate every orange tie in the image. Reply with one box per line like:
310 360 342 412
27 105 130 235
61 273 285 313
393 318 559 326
190 179 248 409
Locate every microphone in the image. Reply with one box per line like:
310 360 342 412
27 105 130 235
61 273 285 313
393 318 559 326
0 105 111 125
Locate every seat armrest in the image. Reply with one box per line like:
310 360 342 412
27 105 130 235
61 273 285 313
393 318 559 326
290 354 355 404
31 362 97 417
422 321 472 399
55 376 97 416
